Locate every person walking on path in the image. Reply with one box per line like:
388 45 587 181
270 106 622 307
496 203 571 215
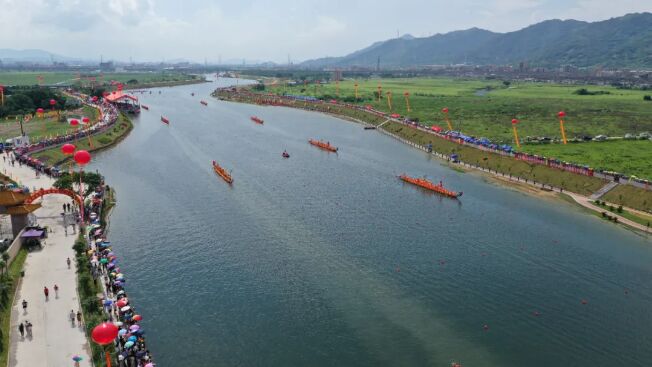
54 284 59 298
18 322 25 339
69 310 76 327
76 310 82 326
43 286 49 301
24 321 32 338
22 299 27 314
67 257 71 269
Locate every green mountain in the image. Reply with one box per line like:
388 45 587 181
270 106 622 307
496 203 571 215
301 13 652 68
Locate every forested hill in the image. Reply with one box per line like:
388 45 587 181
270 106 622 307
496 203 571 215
301 13 652 68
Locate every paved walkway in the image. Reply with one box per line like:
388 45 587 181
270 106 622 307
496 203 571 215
567 192 652 234
3 156 92 367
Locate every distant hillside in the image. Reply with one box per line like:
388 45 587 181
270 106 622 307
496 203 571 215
0 49 74 63
302 13 652 68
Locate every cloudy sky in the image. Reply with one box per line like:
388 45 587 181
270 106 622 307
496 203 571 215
1 0 650 63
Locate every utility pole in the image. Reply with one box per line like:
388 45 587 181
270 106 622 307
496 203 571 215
377 56 380 72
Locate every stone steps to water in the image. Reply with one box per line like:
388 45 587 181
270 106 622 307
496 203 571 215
590 181 619 200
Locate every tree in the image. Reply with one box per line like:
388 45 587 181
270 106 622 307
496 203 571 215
1 252 8 277
644 95 652 101
54 172 103 195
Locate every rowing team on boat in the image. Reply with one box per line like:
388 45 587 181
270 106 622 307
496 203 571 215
212 160 233 184
251 116 264 124
308 139 338 152
200 100 208 106
399 174 462 198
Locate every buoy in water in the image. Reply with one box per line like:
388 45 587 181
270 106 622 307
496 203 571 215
483 324 489 331
581 299 588 305
533 311 541 317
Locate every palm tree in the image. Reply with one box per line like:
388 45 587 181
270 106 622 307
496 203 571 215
0 259 5 279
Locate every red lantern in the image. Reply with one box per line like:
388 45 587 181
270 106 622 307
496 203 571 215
49 99 56 106
91 322 119 345
74 150 91 166
70 119 79 126
558 111 566 118
36 108 44 114
61 144 76 155
82 117 90 124
512 119 519 125
91 96 98 102
442 107 449 113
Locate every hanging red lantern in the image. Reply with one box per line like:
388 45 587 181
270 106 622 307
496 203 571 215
442 107 449 113
91 96 98 102
49 99 56 106
36 108 44 114
70 119 79 126
91 322 119 345
82 117 90 124
512 119 519 125
74 150 91 166
558 111 566 118
61 143 76 155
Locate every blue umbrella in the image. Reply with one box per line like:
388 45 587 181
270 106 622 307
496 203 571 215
118 329 127 336
134 329 145 336
124 341 134 349
103 300 113 306
128 336 137 342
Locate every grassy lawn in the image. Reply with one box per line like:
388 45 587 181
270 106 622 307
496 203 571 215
0 71 199 87
0 105 100 141
269 77 652 178
524 140 652 179
31 113 133 165
602 185 652 213
591 200 652 226
382 121 606 195
0 248 28 367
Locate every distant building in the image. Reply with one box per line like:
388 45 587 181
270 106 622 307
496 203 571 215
332 69 343 81
100 61 115 72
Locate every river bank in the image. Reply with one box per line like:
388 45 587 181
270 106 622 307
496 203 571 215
92 78 652 366
214 87 652 235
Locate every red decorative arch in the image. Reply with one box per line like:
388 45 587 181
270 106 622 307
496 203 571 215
24 188 85 222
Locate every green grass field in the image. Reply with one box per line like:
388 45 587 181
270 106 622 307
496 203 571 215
31 113 133 165
0 71 197 87
524 140 652 179
269 77 652 178
603 185 652 213
0 105 99 141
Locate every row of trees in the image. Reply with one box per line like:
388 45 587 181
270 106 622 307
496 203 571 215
0 87 68 117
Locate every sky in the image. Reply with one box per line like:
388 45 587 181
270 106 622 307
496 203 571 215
1 0 651 63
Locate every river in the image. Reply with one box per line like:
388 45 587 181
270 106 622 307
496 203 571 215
88 78 652 367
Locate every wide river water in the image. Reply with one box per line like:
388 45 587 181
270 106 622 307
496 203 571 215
89 78 652 366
